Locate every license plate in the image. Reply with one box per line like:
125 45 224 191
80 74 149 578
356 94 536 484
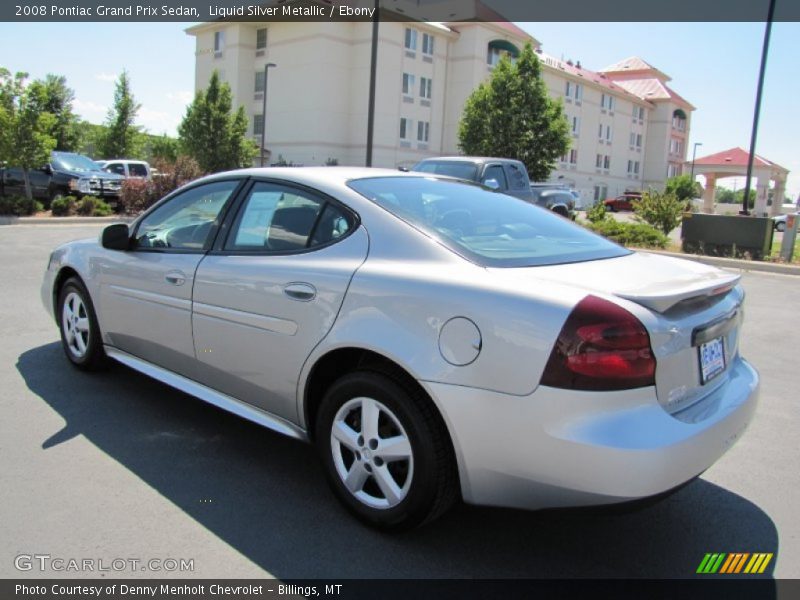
699 337 726 384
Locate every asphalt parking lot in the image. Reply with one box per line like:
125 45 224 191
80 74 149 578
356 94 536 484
1 224 798 579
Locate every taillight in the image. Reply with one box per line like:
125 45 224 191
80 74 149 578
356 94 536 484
541 295 655 391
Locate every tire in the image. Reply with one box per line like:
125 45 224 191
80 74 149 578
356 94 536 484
776 222 786 232
57 277 107 370
316 370 458 530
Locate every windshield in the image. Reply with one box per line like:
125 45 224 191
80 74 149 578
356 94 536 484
52 153 103 173
412 161 478 181
348 177 630 268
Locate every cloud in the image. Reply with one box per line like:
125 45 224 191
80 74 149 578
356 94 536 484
95 72 117 83
138 106 180 134
166 90 193 104
73 99 108 117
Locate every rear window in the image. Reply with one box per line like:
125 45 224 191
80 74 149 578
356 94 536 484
412 161 478 181
348 177 629 268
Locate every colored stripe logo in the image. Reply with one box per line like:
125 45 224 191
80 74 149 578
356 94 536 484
697 553 773 574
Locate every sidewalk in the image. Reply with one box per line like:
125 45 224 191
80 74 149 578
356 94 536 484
640 248 800 277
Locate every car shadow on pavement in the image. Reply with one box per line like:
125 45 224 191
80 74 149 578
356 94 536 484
18 342 779 580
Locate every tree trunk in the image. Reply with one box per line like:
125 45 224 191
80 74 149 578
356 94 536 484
22 168 33 200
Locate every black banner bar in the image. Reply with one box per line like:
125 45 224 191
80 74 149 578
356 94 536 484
2 0 800 23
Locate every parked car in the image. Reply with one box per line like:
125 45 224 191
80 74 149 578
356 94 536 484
1 151 124 203
411 157 575 219
772 213 799 232
95 159 152 181
42 167 758 530
604 193 643 212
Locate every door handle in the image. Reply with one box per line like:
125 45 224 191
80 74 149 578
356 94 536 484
165 271 186 286
284 282 316 301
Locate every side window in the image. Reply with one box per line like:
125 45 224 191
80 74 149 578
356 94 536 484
226 182 353 252
505 163 527 190
128 163 149 178
482 165 507 190
107 163 126 176
134 180 239 251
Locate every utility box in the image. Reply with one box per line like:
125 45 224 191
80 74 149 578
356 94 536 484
681 213 774 260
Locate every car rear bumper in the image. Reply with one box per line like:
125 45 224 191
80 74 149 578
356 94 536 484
424 356 759 510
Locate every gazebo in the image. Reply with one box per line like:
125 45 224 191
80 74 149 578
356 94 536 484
687 147 789 217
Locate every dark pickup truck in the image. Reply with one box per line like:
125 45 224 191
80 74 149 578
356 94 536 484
411 156 574 218
0 151 124 204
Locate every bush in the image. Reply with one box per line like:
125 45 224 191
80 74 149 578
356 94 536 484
585 219 668 249
117 155 204 215
585 201 607 224
0 195 44 216
51 195 78 216
633 189 686 235
76 196 113 217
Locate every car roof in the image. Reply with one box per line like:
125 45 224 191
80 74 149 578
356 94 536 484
415 156 521 165
201 166 441 187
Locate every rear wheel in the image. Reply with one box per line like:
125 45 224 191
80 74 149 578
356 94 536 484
316 371 458 530
776 221 786 232
57 277 106 370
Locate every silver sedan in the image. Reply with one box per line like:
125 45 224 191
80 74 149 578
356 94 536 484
41 167 759 530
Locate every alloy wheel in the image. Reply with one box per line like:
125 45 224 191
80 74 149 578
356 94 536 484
62 291 90 359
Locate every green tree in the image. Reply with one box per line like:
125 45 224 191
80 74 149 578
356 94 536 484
97 71 142 158
633 188 686 235
34 74 81 151
458 43 570 182
147 133 180 163
665 174 702 202
0 69 56 199
178 71 257 172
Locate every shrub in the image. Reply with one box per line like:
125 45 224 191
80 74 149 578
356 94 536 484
117 155 204 215
585 219 668 249
633 189 686 235
585 201 608 224
0 195 44 216
76 196 113 217
51 195 78 216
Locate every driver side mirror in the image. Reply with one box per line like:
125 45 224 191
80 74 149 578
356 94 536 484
41 164 53 175
483 178 501 191
101 223 131 251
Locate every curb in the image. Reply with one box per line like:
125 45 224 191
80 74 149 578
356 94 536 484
0 216 135 225
641 249 800 277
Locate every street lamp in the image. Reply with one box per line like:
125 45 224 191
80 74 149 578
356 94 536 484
689 142 703 182
260 62 277 167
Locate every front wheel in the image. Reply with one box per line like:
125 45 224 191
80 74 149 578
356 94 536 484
316 371 458 530
57 277 107 370
776 222 786 232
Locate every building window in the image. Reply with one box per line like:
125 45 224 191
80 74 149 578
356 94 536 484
568 149 578 165
253 114 264 136
605 125 613 142
404 28 417 51
417 120 430 142
596 154 603 168
214 31 225 56
629 132 636 146
571 116 580 136
422 33 434 55
634 161 640 174
402 73 415 96
603 155 611 169
668 163 679 178
400 117 411 140
594 184 608 202
255 70 265 93
565 81 582 100
419 77 432 99
633 106 645 120
601 94 615 110
256 28 267 50
627 160 633 174
636 133 642 148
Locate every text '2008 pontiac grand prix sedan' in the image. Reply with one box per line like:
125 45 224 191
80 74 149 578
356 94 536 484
42 167 759 530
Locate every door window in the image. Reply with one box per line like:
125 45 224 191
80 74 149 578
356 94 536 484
226 182 353 252
481 165 507 190
128 163 149 178
106 163 126 176
134 180 239 251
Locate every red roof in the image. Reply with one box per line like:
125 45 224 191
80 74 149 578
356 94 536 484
537 52 650 102
693 147 786 171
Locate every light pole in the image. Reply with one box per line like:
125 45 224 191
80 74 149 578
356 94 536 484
260 62 277 167
689 142 702 182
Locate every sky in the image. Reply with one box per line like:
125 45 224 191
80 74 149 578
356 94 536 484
0 20 798 198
